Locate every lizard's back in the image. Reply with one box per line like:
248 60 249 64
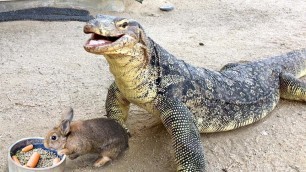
157 47 306 132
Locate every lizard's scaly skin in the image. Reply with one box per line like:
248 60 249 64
83 15 306 172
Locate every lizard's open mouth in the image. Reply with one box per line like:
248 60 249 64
86 33 124 47
84 30 137 55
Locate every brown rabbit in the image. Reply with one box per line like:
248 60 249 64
44 107 129 167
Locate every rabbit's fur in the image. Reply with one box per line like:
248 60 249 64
44 108 129 167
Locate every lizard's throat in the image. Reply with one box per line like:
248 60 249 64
104 53 157 103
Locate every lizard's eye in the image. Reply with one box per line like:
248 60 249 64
121 22 128 28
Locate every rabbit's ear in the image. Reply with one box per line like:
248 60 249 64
61 107 74 121
60 107 74 136
60 119 71 136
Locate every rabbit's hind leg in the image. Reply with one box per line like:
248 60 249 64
68 153 80 160
93 156 111 167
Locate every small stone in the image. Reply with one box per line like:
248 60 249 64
222 168 228 172
261 130 268 136
135 0 143 3
159 4 174 11
199 42 204 46
145 13 160 17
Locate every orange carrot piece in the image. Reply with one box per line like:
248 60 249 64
53 157 61 166
12 155 21 165
21 144 34 152
26 152 40 168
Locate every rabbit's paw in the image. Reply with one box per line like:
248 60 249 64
57 149 70 156
93 156 111 167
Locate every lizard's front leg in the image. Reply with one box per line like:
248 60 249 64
156 97 206 172
105 82 131 134
280 72 306 101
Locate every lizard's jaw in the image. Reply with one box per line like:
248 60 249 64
84 33 137 55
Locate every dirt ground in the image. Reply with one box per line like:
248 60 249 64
1 0 305 171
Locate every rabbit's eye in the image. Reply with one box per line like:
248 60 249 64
51 135 57 141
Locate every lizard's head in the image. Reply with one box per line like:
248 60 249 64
83 15 148 55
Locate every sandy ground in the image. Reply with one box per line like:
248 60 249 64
1 0 306 171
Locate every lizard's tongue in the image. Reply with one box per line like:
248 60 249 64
88 39 112 46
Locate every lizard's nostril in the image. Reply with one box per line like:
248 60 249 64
84 24 93 33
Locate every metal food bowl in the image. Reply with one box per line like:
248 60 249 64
8 137 66 172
